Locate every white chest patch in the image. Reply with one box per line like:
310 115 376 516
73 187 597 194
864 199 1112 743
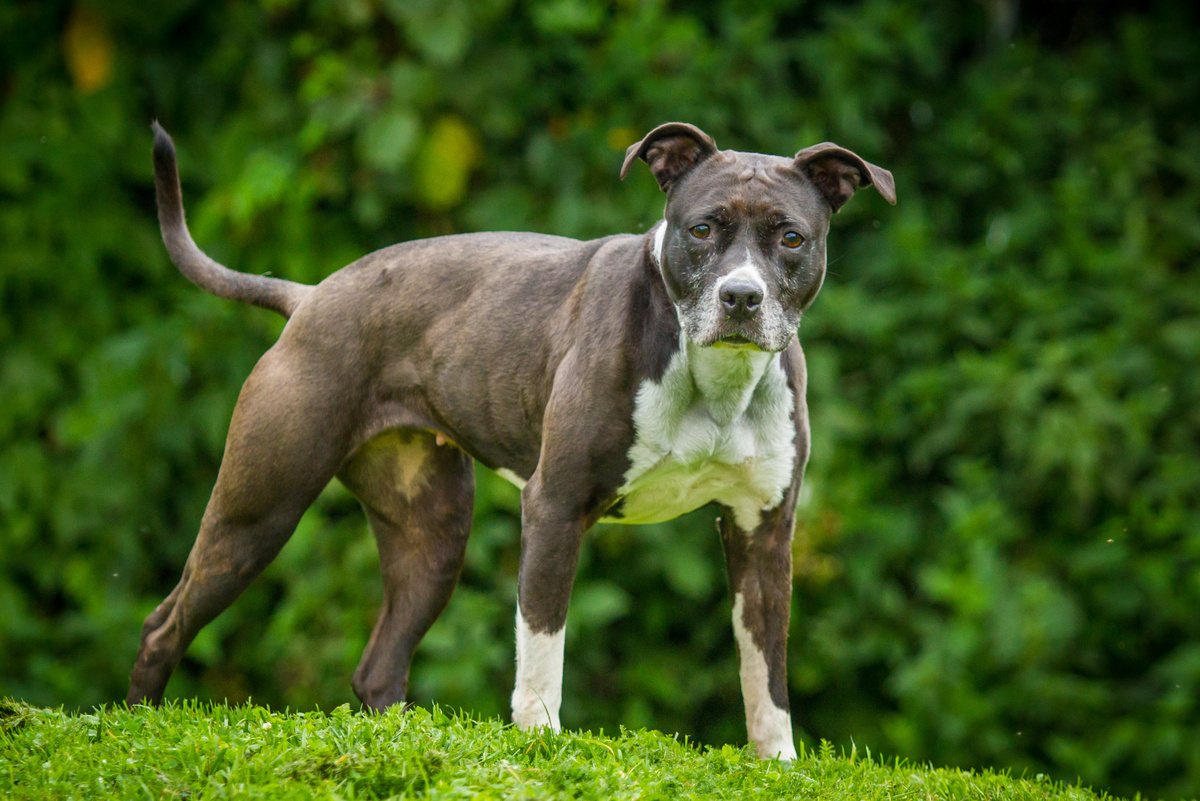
603 339 796 531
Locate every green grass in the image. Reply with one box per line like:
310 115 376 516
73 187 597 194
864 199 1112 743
0 699 1117 800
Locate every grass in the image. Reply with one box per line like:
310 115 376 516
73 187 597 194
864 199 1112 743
0 698 1118 800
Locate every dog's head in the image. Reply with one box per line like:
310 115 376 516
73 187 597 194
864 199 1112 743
622 123 896 353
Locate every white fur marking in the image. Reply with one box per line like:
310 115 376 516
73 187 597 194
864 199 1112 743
651 221 667 267
496 468 527 490
511 609 564 731
605 334 795 530
716 258 769 300
732 593 797 760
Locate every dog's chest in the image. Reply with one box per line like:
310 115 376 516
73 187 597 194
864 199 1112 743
602 345 796 531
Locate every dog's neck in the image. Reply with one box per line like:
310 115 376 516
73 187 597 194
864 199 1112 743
685 340 777 425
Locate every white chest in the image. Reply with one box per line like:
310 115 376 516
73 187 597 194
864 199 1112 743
603 343 796 531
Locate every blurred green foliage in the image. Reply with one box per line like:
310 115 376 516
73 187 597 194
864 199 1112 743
1 1 1198 798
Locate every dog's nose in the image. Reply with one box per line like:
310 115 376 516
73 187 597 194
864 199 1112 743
719 278 763 319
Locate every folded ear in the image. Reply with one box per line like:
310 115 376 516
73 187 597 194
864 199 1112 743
794 142 896 212
620 122 718 193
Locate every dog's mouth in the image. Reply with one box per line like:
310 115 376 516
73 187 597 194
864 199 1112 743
710 333 767 351
678 301 791 352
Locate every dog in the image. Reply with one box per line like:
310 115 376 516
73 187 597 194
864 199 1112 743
129 120 895 759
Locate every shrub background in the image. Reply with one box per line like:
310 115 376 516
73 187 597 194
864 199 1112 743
2 1 1198 798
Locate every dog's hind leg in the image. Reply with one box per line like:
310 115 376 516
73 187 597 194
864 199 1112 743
127 344 360 706
337 430 475 711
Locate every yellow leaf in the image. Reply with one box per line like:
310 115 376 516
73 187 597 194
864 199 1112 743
63 6 114 94
607 126 636 152
416 116 482 211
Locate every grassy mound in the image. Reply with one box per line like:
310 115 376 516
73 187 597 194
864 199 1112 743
0 699 1115 800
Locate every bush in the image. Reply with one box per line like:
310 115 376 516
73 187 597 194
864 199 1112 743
1 1 1197 798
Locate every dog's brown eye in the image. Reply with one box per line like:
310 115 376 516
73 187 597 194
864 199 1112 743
782 231 804 248
690 224 711 240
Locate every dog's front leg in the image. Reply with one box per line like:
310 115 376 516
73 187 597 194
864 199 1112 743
719 505 798 760
511 472 588 731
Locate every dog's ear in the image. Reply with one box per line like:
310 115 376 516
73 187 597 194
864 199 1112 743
794 142 896 212
621 122 718 193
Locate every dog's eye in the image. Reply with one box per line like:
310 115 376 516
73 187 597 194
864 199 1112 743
781 231 805 248
690 224 712 240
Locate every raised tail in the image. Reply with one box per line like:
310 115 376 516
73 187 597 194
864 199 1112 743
151 121 311 319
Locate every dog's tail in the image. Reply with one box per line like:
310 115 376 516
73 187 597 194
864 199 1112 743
151 121 311 319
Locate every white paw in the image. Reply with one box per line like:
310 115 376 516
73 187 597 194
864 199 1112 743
511 691 561 732
755 737 798 760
